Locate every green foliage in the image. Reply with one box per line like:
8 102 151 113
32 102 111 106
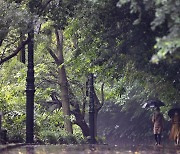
0 58 26 142
0 0 32 67
0 0 179 145
38 130 79 144
45 0 80 29
117 0 180 62
152 37 180 63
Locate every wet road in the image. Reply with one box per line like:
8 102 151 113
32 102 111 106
0 144 180 154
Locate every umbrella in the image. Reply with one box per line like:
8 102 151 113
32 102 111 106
142 100 165 108
168 108 180 118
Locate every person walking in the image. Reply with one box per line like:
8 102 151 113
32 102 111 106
152 107 164 146
169 111 180 145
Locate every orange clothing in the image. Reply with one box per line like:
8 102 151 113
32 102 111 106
169 114 180 140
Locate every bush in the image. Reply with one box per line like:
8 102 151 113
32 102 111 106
39 130 59 144
58 134 78 144
8 133 24 143
38 130 79 144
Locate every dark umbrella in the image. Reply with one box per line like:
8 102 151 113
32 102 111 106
168 108 180 118
142 100 165 108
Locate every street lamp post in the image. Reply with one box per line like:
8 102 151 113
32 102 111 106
89 73 96 144
26 26 35 143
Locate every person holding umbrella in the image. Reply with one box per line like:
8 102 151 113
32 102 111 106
152 107 164 146
143 99 165 145
168 108 180 145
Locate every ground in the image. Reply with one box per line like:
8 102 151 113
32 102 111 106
0 144 180 154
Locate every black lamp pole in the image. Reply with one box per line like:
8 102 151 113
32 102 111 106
26 25 35 143
89 73 96 144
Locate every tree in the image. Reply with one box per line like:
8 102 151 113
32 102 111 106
0 0 179 144
40 0 81 134
0 1 31 65
67 0 180 141
48 28 73 134
117 0 180 63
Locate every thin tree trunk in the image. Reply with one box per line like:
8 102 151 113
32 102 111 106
48 29 105 136
93 83 104 137
55 28 73 134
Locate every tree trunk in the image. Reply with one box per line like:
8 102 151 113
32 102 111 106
72 109 89 137
55 28 73 134
48 29 105 136
93 83 104 138
68 85 90 137
77 120 89 137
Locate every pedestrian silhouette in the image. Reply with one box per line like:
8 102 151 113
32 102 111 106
152 107 164 145
169 111 180 145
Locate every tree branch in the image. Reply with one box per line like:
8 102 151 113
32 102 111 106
0 38 30 65
47 48 60 65
94 83 105 112
39 0 53 15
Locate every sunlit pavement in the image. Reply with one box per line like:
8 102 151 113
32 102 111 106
0 144 180 154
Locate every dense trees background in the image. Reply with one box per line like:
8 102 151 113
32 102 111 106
0 0 179 144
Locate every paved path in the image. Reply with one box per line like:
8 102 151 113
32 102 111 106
0 144 180 154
